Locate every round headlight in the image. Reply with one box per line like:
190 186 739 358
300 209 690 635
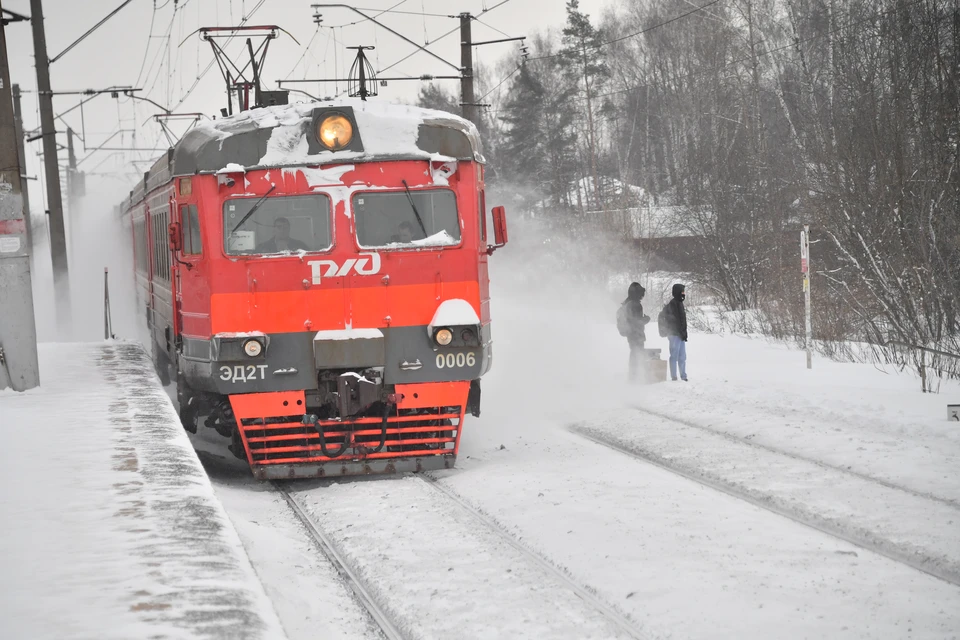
243 339 263 357
460 328 475 343
317 114 353 151
435 328 453 346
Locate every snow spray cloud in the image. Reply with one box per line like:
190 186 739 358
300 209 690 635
477 187 678 425
30 177 139 343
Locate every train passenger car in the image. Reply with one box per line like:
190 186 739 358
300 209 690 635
120 100 508 479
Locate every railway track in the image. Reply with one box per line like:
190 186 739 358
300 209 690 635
571 424 960 588
274 482 407 640
419 473 649 640
629 403 959 509
276 476 648 640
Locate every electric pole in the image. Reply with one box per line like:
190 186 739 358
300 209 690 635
66 126 78 261
66 126 78 212
459 13 478 127
11 84 33 252
30 0 71 322
0 9 41 391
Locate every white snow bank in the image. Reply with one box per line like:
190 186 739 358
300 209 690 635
429 298 480 330
314 328 384 341
0 342 286 640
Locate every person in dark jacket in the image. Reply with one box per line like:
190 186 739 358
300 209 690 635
622 282 650 381
664 283 688 381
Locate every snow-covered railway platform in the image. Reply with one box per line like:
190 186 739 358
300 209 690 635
0 342 285 640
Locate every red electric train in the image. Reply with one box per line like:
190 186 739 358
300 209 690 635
119 99 507 479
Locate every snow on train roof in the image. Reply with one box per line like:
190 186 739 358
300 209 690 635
171 99 484 176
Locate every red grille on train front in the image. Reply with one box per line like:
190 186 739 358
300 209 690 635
227 386 466 472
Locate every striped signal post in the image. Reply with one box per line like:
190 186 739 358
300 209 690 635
0 9 40 391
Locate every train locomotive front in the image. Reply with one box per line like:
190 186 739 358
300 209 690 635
124 101 507 479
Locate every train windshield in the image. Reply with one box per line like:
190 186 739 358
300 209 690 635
223 194 333 255
352 189 460 249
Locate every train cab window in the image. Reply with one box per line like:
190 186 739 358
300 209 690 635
352 189 460 249
223 194 332 255
181 205 202 255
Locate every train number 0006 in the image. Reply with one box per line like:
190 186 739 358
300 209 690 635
435 352 476 369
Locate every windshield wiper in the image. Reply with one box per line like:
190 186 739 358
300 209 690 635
230 184 277 235
400 179 428 238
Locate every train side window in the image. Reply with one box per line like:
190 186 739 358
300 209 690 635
182 205 202 255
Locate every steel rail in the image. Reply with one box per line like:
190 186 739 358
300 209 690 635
626 403 960 509
274 483 408 640
419 474 650 640
571 425 960 587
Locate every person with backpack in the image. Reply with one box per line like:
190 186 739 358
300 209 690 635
617 282 650 381
658 283 688 381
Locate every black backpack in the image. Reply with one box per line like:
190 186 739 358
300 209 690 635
616 303 630 337
657 304 672 338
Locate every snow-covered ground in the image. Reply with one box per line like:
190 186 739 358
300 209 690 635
184 262 960 639
428 278 960 638
0 342 285 640
13 193 960 638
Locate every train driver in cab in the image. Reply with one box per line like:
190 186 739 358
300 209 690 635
390 220 422 245
256 216 308 253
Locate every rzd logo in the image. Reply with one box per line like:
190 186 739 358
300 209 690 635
308 253 381 284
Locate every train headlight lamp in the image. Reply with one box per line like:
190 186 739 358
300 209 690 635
317 114 353 151
435 328 453 346
243 339 263 358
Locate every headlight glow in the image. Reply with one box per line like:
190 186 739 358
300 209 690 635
435 328 453 346
317 114 353 150
243 339 263 357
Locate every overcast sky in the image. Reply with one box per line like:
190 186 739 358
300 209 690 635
4 0 615 206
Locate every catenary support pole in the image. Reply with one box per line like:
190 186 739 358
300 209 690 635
11 84 33 252
459 13 478 127
66 127 78 261
0 14 41 391
801 225 812 369
30 0 71 325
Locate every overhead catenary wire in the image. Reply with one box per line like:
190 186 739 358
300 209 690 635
527 0 724 63
541 0 932 105
479 64 520 102
133 2 160 88
376 0 515 77
318 0 415 28
169 0 266 111
474 16 511 40
50 0 138 64
284 24 323 80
